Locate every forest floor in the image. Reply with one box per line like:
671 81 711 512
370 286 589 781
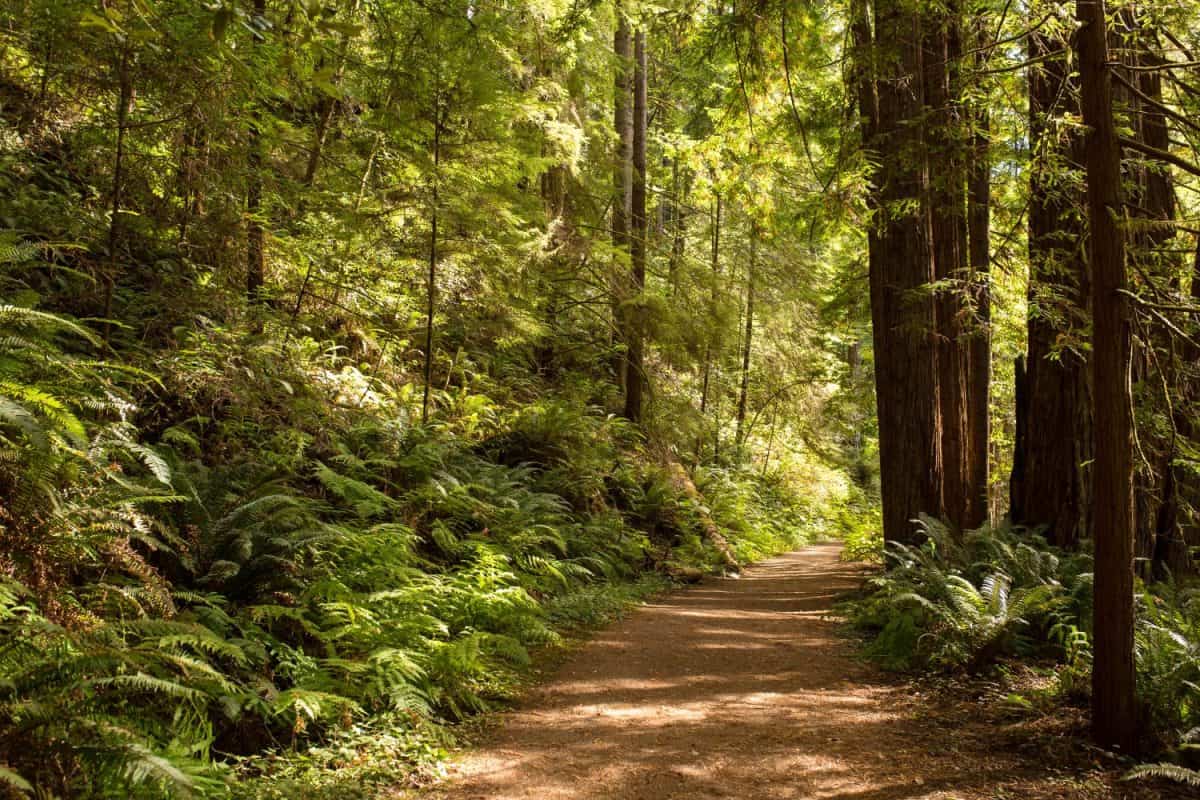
406 543 1189 800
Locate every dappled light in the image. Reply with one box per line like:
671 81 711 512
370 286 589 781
427 545 1046 800
2 0 1199 794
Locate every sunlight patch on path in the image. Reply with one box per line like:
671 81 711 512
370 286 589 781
419 544 1027 800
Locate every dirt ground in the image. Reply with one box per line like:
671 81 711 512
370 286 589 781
417 543 1187 800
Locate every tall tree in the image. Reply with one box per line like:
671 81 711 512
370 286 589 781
1077 0 1137 751
1116 11 1189 577
923 2 971 531
965 22 991 528
699 192 721 422
246 0 268 311
864 0 944 543
422 66 442 425
612 3 633 393
623 29 648 422
735 220 757 451
1011 13 1091 549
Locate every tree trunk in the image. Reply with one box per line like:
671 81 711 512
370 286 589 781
246 0 268 311
965 20 991 529
1121 13 1183 578
866 0 943 544
735 222 756 453
102 43 132 346
923 3 970 532
665 461 739 572
699 193 721 420
422 84 442 424
1172 242 1200 576
1010 354 1028 519
623 29 647 423
612 4 633 391
668 157 686 297
1012 22 1091 549
1077 0 1138 753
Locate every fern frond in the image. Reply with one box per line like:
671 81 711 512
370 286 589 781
1125 763 1200 786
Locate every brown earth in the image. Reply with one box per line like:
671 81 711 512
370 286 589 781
417 543 1183 800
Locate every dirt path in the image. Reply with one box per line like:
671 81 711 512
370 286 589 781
417 544 1124 800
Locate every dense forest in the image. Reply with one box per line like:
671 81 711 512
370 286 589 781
1 0 1199 796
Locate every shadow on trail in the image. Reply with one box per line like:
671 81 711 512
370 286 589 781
424 544 1031 800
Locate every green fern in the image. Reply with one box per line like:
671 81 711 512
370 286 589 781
1125 762 1200 786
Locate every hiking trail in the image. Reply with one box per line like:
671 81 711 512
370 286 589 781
419 543 1100 799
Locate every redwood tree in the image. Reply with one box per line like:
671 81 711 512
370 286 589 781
864 0 944 543
1011 17 1091 549
922 3 971 531
1077 0 1137 752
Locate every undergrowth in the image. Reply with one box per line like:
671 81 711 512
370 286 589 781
845 516 1200 786
0 287 829 797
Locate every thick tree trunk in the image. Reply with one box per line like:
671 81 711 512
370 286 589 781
866 0 943 544
623 30 647 422
1173 243 1200 576
1077 0 1138 753
1012 24 1091 548
1010 354 1028 518
923 4 970 532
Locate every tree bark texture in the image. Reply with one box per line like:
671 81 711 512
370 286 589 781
866 0 943 544
1077 0 1138 753
923 4 970 532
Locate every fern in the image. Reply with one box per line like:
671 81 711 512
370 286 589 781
1124 762 1200 786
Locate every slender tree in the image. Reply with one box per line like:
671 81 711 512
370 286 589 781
102 42 132 345
624 29 648 422
422 78 442 425
246 0 268 310
1077 0 1137 752
612 3 633 391
965 17 991 528
735 221 757 451
699 192 721 418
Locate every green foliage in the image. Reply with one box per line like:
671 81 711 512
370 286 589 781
1136 580 1200 742
1126 729 1200 788
847 518 1088 672
231 714 453 800
850 517 1200 769
693 466 816 563
0 0 874 794
0 580 235 798
836 487 884 563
